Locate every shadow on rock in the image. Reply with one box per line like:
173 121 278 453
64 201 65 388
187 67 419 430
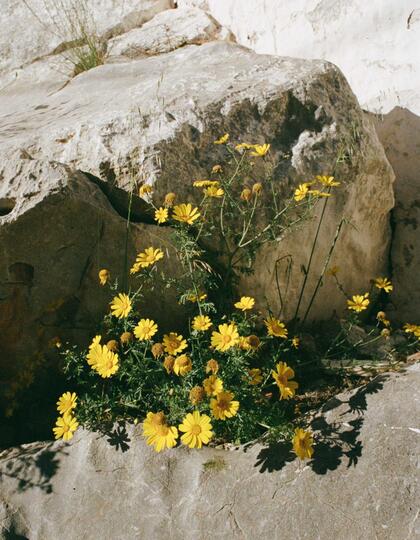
255 374 388 474
106 422 131 453
0 441 68 493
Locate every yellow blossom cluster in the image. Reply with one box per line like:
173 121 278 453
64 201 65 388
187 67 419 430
53 392 78 441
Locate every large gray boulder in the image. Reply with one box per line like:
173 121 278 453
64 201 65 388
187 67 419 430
0 38 395 321
0 364 418 539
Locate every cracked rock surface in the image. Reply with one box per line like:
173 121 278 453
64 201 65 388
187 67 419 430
0 364 419 539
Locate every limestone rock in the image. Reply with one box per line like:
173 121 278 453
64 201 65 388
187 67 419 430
0 0 174 75
0 41 395 321
108 7 233 59
0 364 418 539
0 156 183 435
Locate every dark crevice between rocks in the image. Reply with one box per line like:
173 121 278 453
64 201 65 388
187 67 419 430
82 171 155 224
0 197 16 216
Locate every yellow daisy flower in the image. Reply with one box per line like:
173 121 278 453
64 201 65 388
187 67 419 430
210 391 239 420
56 391 77 415
309 190 331 198
179 411 213 449
211 323 239 352
234 296 255 311
292 428 314 460
265 317 288 338
247 368 263 385
163 355 175 374
192 315 212 331
238 336 252 351
272 361 298 400
53 413 79 441
164 192 176 207
173 354 192 376
154 207 168 224
292 336 300 349
294 183 310 202
139 184 153 196
163 332 188 355
143 412 178 453
240 187 252 201
134 319 158 341
374 277 393 293
235 142 253 151
172 203 201 225
214 133 229 145
203 375 223 396
186 292 207 302
193 180 219 188
131 247 164 272
110 293 132 318
94 346 119 378
316 175 340 187
347 293 370 312
250 143 270 157
98 269 110 286
204 185 224 198
205 359 219 374
189 386 206 405
86 335 102 367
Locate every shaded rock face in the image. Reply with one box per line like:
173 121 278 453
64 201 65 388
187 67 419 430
0 365 419 539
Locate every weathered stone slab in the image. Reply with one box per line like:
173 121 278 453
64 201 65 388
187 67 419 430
0 364 418 539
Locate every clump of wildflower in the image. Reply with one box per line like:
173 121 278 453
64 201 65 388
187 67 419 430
134 319 158 341
210 391 239 420
211 323 239 352
155 207 168 224
374 277 393 293
172 203 201 225
234 296 255 311
143 412 178 452
179 411 213 449
173 354 192 376
265 317 288 338
192 315 212 331
163 333 188 355
272 362 298 400
94 346 120 378
110 293 132 318
53 413 78 441
292 428 314 460
203 375 223 396
56 392 77 415
347 293 370 312
98 269 110 286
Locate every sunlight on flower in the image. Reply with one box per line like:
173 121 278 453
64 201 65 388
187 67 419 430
316 175 340 187
94 346 120 378
265 317 288 338
172 203 201 225
193 180 219 188
211 323 239 352
179 411 213 449
56 391 77 415
131 247 164 273
374 277 393 293
250 143 270 157
163 333 188 355
204 185 224 198
272 361 298 400
210 391 239 420
234 296 255 311
110 293 132 318
53 413 78 441
192 315 212 331
292 428 314 460
214 133 229 145
347 293 370 312
294 183 310 202
134 319 158 341
143 412 178 452
154 207 168 224
203 374 223 396
173 354 192 376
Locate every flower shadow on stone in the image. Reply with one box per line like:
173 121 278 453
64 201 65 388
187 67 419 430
0 442 67 493
106 422 131 452
254 374 388 474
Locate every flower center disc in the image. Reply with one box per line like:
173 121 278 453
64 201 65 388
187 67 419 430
191 425 202 435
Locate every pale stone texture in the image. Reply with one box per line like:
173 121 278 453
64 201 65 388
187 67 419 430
108 7 233 59
178 0 420 323
0 364 419 539
0 156 184 430
0 0 174 75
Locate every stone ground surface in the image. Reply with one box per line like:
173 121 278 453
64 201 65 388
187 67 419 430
0 363 419 540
